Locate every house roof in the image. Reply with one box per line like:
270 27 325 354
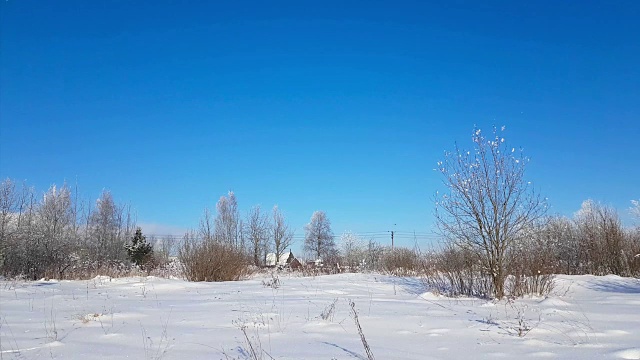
266 252 292 266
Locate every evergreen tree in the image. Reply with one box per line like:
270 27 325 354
125 228 153 267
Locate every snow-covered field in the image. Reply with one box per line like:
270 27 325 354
1 273 639 359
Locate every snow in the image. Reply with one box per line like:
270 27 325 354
1 273 639 359
266 253 291 267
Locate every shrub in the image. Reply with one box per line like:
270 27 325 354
422 246 494 298
506 236 555 297
422 240 555 299
382 247 421 276
178 236 250 282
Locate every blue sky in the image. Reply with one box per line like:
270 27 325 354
1 1 639 249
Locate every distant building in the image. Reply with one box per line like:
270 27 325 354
265 250 299 269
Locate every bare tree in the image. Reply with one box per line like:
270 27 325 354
435 126 546 298
574 200 626 275
304 210 336 262
632 200 640 265
245 205 269 266
272 205 294 264
199 207 214 242
540 215 580 274
154 234 176 264
214 191 241 248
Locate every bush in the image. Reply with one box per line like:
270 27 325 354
422 243 555 299
382 247 421 275
422 246 494 298
178 236 250 282
506 236 555 297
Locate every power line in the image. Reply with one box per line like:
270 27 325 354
144 230 442 242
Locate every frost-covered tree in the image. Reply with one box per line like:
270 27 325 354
364 239 384 271
38 184 74 242
0 179 18 269
340 231 365 268
88 190 133 265
574 200 626 275
540 216 580 274
631 200 640 222
3 183 77 279
0 179 37 277
214 191 241 248
435 126 546 299
37 184 76 275
304 211 336 262
0 179 145 278
125 227 153 267
631 200 640 265
245 205 269 266
271 205 293 264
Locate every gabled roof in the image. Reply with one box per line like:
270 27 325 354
266 251 292 266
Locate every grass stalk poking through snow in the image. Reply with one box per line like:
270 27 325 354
229 321 274 360
349 299 375 360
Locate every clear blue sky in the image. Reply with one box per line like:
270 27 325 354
1 1 638 249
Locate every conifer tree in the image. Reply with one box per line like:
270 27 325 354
125 228 153 267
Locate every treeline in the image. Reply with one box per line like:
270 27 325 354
0 179 141 279
528 201 640 277
0 178 345 280
1 177 638 290
0 178 297 280
0 177 428 281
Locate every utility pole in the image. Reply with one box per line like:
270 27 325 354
389 224 396 250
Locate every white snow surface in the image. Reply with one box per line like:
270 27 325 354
1 273 639 359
